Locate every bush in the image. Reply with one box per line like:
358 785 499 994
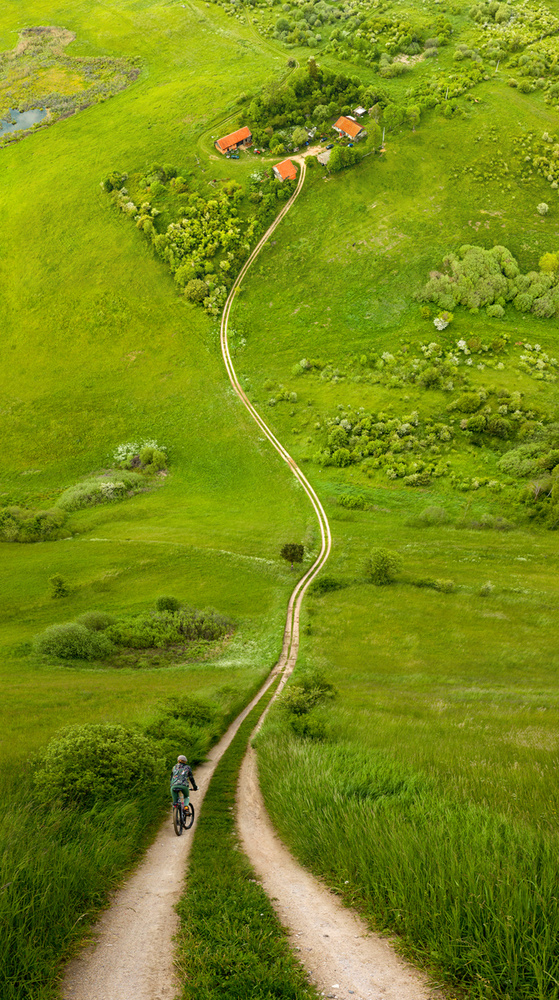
49 574 68 598
185 279 209 303
35 724 164 806
34 622 114 660
413 506 450 527
338 493 366 509
309 575 345 595
57 472 145 512
0 507 68 543
365 548 402 585
480 581 494 596
75 611 117 632
156 596 182 612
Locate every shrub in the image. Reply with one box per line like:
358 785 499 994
365 548 402 585
0 507 68 543
414 506 450 527
185 279 209 303
454 392 482 414
486 303 505 318
35 724 164 806
537 203 549 216
480 581 494 596
338 493 366 509
309 575 345 595
57 472 145 512
75 611 117 631
156 596 182 612
34 622 114 660
49 574 68 598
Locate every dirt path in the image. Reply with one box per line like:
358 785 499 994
63 152 434 1000
61 677 277 1000
238 748 441 1000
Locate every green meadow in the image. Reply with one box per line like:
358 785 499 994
2 0 559 994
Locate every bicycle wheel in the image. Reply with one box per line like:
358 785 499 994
173 804 183 837
183 802 195 830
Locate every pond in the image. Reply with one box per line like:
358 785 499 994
0 108 47 135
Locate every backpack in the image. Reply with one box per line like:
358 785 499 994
171 762 190 788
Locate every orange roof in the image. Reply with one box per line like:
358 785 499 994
333 116 362 139
215 125 252 152
274 158 297 181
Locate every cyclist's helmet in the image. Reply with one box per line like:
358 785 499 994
177 754 188 763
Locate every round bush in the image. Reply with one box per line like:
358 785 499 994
34 622 114 660
365 548 402 585
75 611 117 632
156 595 182 613
36 724 164 806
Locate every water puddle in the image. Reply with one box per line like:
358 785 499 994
0 107 47 135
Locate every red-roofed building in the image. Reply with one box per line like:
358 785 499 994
215 126 252 154
272 158 297 182
332 115 365 140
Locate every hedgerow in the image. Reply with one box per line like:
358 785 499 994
0 506 67 542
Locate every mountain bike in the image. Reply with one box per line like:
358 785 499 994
173 792 195 836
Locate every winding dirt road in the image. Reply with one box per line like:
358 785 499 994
63 155 437 1000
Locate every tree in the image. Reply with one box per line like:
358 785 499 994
185 279 208 303
328 144 344 172
49 574 69 598
292 126 308 147
365 548 402 585
281 542 304 568
539 251 559 273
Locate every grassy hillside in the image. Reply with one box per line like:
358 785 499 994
3 0 559 994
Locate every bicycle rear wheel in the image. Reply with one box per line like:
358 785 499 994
173 804 183 837
183 802 195 830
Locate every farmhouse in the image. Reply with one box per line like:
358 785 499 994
332 115 365 140
215 125 252 154
272 158 297 182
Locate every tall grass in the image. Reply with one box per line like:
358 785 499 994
175 685 319 1000
0 770 166 1000
256 733 559 1000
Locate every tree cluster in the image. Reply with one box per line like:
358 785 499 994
420 244 559 319
245 60 387 145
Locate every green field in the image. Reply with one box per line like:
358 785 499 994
2 0 559 995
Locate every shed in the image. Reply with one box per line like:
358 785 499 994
353 106 367 117
273 158 297 182
215 126 252 154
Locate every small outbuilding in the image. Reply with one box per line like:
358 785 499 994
332 115 365 140
273 158 297 182
353 106 367 117
215 126 252 154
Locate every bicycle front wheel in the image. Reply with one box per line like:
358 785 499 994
183 802 195 830
173 805 183 837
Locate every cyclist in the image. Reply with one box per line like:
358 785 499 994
170 754 198 809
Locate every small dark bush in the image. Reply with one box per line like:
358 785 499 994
156 596 182 613
49 574 69 599
35 724 164 806
309 575 345 595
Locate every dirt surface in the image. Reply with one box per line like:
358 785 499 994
238 746 442 1000
61 680 276 1000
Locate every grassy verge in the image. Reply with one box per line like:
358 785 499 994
256 718 559 1000
175 684 319 1000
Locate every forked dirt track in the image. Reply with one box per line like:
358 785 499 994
63 157 436 1000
